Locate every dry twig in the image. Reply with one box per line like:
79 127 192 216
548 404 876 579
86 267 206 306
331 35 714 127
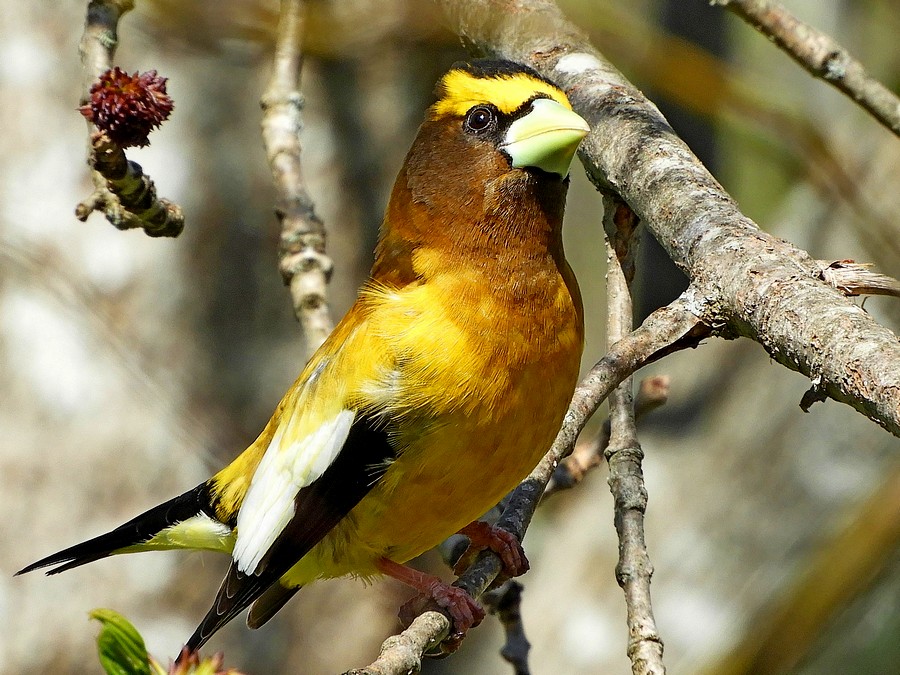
603 195 665 674
817 260 900 299
79 131 183 237
545 375 670 498
712 0 900 137
342 612 449 675
76 0 184 236
262 0 334 355
482 580 531 675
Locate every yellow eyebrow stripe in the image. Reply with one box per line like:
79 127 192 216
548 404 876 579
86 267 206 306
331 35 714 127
431 70 572 118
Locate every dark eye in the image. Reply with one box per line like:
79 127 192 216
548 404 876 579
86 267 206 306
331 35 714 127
465 106 494 133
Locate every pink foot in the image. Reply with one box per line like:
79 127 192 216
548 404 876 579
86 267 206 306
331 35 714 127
454 521 529 578
376 557 485 638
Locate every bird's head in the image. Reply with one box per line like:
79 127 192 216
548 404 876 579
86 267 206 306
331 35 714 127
377 60 589 283
428 60 590 179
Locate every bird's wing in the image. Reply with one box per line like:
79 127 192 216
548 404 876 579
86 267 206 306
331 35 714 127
231 408 356 576
187 408 396 650
187 312 400 650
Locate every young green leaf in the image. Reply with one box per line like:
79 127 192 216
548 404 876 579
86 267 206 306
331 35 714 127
90 608 152 675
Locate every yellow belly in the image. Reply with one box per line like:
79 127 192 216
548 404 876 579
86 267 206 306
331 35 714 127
280 263 583 586
282 340 580 585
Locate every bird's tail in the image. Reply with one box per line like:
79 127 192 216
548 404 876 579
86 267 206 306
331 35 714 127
248 582 301 629
16 482 233 576
182 567 303 654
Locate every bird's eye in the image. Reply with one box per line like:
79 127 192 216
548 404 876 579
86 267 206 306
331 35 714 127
465 106 494 133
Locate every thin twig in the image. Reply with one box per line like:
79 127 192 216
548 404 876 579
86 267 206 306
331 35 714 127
711 0 900 137
79 0 132 99
342 612 449 675
262 0 334 356
76 1 184 236
349 295 708 672
80 132 184 237
544 375 670 498
603 195 665 674
483 580 531 675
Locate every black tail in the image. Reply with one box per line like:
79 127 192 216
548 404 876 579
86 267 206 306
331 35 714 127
248 583 301 629
185 563 276 653
174 581 300 666
17 483 216 576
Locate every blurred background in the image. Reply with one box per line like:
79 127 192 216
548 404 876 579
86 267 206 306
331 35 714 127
1 0 898 673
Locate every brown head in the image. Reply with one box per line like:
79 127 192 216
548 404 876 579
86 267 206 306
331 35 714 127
373 60 589 285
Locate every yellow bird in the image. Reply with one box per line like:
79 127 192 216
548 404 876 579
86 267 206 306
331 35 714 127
19 60 588 653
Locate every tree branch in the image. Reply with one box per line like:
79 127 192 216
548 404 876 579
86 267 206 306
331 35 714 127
343 612 449 675
603 195 665 674
544 376 669 498
78 0 133 86
262 0 334 356
438 0 900 437
482 580 531 675
75 1 184 236
817 260 900 299
711 0 900 138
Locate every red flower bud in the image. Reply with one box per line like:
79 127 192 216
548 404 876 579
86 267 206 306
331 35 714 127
80 67 174 148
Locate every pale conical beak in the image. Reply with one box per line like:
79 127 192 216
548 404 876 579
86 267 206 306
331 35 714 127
501 98 590 177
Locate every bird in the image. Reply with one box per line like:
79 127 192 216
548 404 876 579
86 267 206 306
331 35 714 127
18 59 589 654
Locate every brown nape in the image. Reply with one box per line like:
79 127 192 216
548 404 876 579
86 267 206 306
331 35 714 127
371 116 569 286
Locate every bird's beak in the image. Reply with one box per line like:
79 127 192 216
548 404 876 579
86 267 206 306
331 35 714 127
501 98 590 178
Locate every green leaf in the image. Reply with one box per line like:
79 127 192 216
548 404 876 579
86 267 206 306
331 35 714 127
90 609 152 675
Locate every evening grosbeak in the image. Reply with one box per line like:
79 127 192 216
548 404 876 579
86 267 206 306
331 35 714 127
19 60 589 653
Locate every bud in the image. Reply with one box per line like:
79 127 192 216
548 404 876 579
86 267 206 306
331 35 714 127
81 67 174 148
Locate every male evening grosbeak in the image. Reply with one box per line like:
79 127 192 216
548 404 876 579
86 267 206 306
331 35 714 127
19 60 589 653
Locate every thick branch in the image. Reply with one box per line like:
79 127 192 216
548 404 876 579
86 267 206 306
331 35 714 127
438 0 900 437
262 0 334 355
712 0 900 137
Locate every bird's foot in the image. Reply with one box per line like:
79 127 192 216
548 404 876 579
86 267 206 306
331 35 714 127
377 557 484 649
452 521 529 579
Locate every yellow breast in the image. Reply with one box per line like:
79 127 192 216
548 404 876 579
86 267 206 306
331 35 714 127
287 255 583 583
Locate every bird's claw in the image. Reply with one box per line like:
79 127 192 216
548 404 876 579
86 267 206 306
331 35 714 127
398 581 484 654
453 521 529 579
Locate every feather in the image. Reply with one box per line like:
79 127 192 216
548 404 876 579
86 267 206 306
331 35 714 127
185 411 397 648
233 410 355 575
17 483 223 575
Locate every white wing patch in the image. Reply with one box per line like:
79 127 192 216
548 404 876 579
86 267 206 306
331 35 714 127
233 409 355 575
